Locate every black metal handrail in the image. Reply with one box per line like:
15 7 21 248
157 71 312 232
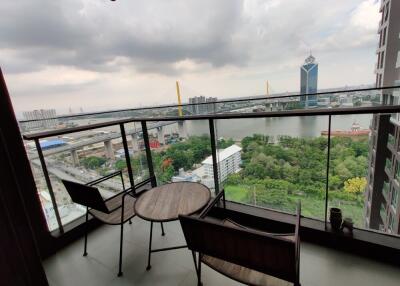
18 85 400 124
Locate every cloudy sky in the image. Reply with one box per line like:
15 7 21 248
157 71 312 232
1 0 380 116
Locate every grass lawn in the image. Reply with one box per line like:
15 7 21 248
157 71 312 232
224 184 364 226
224 185 249 202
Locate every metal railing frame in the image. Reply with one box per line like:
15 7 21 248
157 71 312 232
23 103 400 234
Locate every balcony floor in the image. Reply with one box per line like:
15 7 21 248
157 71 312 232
44 218 400 286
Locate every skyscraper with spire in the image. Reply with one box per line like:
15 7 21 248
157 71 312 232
300 54 318 107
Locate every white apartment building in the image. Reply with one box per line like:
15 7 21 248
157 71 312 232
202 144 242 183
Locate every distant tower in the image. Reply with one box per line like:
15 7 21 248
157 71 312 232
300 54 318 107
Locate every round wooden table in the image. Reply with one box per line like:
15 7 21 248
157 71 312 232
134 182 211 270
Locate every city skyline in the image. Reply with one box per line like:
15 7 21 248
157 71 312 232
2 0 380 115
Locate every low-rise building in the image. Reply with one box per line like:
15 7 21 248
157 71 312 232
202 144 242 183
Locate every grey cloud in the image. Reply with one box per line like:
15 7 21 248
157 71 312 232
1 0 247 74
0 0 379 79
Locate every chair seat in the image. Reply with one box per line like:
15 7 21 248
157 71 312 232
90 193 136 225
200 218 296 285
202 255 293 286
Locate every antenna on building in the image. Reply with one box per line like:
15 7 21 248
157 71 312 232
176 81 183 117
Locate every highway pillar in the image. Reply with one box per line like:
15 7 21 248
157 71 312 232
157 126 165 145
71 149 79 166
177 121 187 139
104 140 115 160
131 134 140 152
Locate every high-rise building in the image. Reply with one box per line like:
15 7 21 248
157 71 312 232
300 54 318 107
365 0 400 234
22 109 58 131
189 96 217 114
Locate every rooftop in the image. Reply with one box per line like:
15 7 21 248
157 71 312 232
202 144 242 165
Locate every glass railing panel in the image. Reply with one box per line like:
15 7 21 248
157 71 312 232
215 116 328 220
18 87 400 135
328 113 372 229
24 142 59 231
147 120 215 191
122 122 150 185
44 133 128 227
24 124 138 230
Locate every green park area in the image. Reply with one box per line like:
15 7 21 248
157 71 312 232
224 134 368 226
81 133 368 227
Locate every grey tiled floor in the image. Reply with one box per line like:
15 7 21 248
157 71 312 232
44 218 400 286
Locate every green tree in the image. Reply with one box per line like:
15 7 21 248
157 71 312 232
81 156 107 170
344 177 367 194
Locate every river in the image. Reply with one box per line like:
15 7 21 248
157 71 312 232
66 113 372 142
184 114 372 141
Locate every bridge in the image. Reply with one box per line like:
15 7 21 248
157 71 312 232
28 121 184 165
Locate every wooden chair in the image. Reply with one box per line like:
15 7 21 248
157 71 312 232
62 171 153 277
179 190 301 286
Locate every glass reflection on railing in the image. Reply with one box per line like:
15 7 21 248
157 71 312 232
18 87 400 137
18 86 400 235
327 114 372 229
214 116 328 220
148 120 215 191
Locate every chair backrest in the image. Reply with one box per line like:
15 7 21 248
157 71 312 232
62 180 109 213
179 208 300 283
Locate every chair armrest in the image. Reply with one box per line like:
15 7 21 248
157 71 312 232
199 189 226 219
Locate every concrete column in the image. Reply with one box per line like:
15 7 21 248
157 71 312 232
104 140 115 159
157 126 165 145
71 149 79 166
131 134 140 152
177 121 188 139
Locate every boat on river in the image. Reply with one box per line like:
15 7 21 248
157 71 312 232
321 122 370 137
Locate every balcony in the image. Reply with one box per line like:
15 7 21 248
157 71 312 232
43 219 400 286
5 83 400 285
20 86 400 235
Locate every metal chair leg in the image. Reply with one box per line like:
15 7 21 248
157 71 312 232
117 223 124 277
146 221 153 271
161 222 165 236
192 251 201 283
197 252 202 286
191 251 198 271
83 207 89 256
